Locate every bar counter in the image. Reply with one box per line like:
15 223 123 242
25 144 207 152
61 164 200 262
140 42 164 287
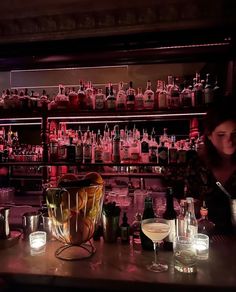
0 234 235 292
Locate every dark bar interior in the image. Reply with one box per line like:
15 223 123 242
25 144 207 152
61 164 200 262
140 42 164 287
0 0 236 291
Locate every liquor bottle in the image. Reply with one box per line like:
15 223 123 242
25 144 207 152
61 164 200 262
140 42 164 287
130 125 140 162
121 128 130 163
68 87 79 108
140 196 155 250
149 128 158 163
120 212 130 244
204 73 213 106
116 81 127 111
126 81 135 111
67 136 76 162
166 75 180 109
106 83 116 110
141 129 150 163
130 212 142 247
180 80 192 108
184 197 198 238
75 127 83 163
194 73 204 107
213 77 221 102
94 88 105 110
94 129 103 163
162 187 177 250
158 141 168 166
112 124 120 163
176 199 187 236
135 87 144 111
83 127 92 163
168 140 178 164
157 80 167 110
102 124 112 163
143 80 155 110
85 80 94 110
177 141 187 164
0 127 5 152
78 80 86 110
198 206 215 237
186 138 197 163
49 129 58 162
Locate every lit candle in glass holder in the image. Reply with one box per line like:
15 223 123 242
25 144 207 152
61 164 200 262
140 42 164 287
194 233 209 260
29 231 47 254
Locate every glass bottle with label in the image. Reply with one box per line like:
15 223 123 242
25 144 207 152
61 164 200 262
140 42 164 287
78 80 86 110
158 141 168 166
176 199 187 236
177 141 187 164
140 196 155 250
67 136 76 162
143 80 155 110
180 80 192 108
204 73 213 106
106 83 116 110
85 80 94 110
102 124 111 163
83 127 92 163
157 80 167 110
126 81 135 111
112 125 120 163
94 129 103 163
135 87 144 111
194 73 204 107
130 213 142 247
116 81 127 111
168 139 177 165
162 187 177 250
141 129 150 163
184 197 198 238
120 212 130 244
149 128 158 163
75 127 83 163
94 88 105 110
198 205 215 237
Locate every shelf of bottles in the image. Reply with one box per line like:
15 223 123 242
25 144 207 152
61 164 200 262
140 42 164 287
0 71 222 124
0 119 200 169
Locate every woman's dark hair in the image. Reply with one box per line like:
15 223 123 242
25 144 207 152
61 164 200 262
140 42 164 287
202 96 236 167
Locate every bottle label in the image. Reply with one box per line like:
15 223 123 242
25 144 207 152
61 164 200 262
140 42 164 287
95 96 105 110
121 227 129 242
75 144 83 161
95 149 103 162
158 149 168 161
141 141 149 153
84 144 92 161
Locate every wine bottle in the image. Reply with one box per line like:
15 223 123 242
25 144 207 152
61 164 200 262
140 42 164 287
140 196 155 250
120 212 130 244
162 187 177 250
184 197 198 238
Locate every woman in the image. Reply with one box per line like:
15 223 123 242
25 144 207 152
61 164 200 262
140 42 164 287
166 97 236 234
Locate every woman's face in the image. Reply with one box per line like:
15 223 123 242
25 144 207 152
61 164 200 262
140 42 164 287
208 120 236 156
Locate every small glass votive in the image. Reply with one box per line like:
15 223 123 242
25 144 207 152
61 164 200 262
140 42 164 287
29 231 47 254
194 233 209 260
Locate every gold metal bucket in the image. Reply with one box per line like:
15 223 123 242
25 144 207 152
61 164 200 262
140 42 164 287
46 184 104 246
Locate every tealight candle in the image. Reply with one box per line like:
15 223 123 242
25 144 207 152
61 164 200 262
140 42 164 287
29 231 47 252
194 233 209 260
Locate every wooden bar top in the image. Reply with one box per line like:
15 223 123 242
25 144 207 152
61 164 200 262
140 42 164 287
0 234 235 292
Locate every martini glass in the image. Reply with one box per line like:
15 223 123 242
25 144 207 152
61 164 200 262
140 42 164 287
141 218 170 272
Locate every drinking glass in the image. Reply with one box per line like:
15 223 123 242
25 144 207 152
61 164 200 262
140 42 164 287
141 218 170 272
